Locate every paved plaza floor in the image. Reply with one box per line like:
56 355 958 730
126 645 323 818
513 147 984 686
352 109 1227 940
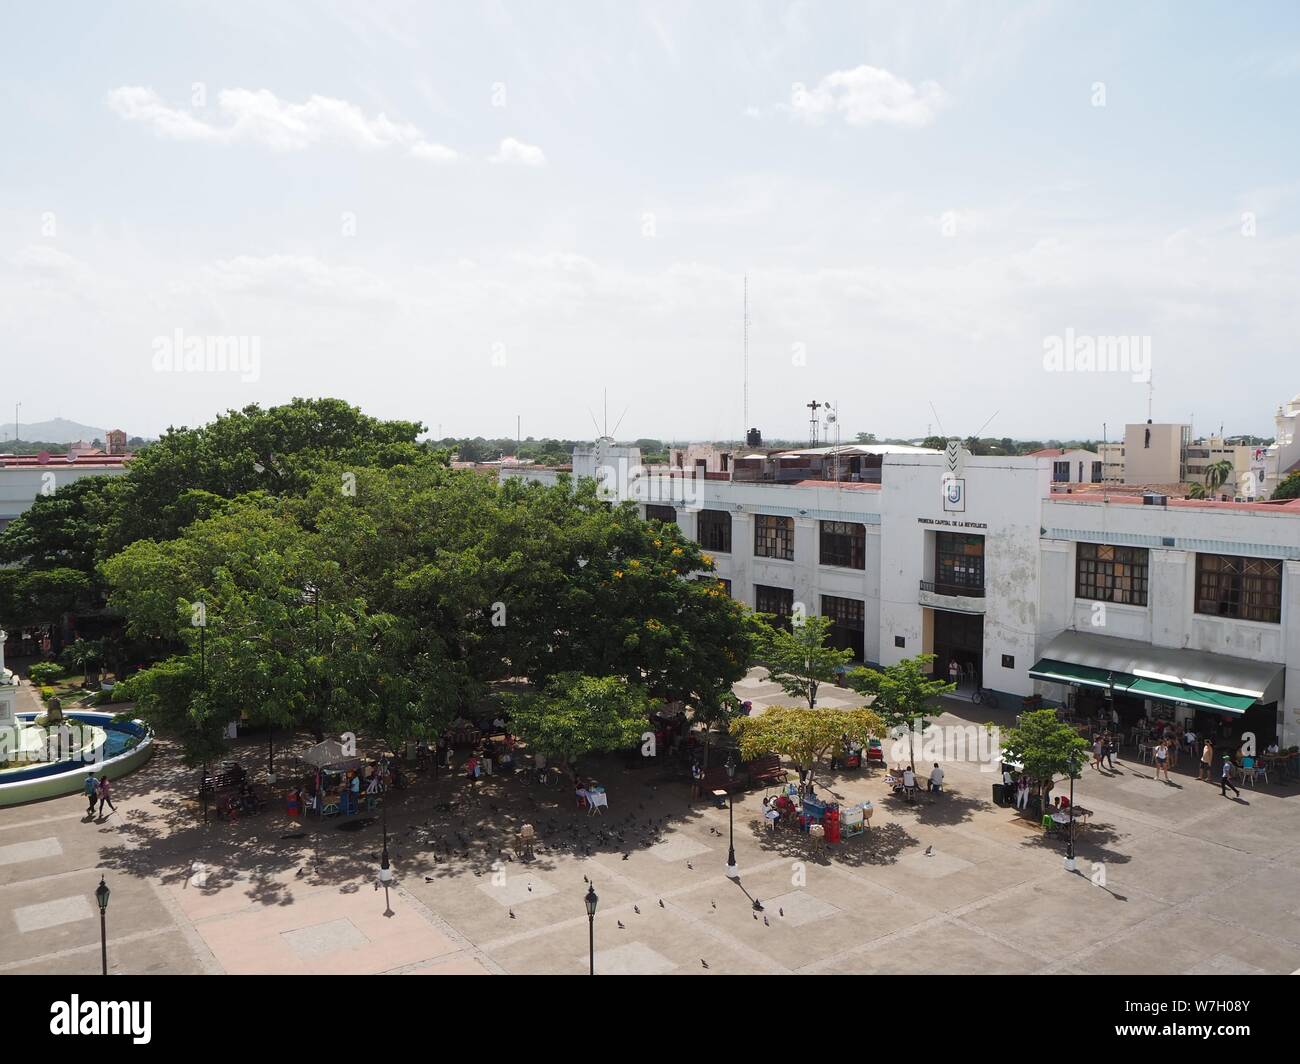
3 672 1300 975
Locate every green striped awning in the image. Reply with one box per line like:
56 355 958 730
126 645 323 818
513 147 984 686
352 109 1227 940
1124 678 1255 714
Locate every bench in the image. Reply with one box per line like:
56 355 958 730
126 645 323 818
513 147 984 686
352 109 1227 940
199 764 246 797
745 754 787 787
693 765 747 799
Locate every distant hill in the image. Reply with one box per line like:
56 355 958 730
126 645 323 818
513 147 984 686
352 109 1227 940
0 417 110 444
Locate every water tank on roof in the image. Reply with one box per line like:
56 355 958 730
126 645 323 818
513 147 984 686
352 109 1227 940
746 428 762 447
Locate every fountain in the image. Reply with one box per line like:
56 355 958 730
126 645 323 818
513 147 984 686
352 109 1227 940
0 630 155 806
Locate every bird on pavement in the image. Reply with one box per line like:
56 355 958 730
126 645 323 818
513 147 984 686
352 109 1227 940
617 920 625 929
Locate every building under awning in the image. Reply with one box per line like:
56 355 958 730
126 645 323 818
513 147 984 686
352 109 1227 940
1029 630 1284 715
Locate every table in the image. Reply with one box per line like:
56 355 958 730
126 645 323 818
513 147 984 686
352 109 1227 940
586 790 608 814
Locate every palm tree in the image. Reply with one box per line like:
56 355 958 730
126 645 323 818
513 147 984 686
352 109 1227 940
1187 483 1207 499
1203 459 1234 498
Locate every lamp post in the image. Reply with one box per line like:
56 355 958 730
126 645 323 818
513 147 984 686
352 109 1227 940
94 876 110 975
1064 755 1079 872
724 755 739 879
379 797 393 916
584 883 598 975
267 729 276 786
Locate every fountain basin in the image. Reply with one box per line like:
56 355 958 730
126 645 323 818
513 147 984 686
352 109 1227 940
0 711 154 806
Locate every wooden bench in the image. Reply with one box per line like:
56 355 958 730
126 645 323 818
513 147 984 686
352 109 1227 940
745 754 787 787
693 765 747 799
199 764 246 797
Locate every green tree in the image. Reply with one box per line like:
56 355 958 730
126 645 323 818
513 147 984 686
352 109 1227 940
1272 471 1300 500
1204 459 1234 497
61 638 104 685
1187 482 1207 499
502 673 652 780
847 654 954 762
998 708 1089 804
752 614 853 708
730 705 885 784
921 436 948 452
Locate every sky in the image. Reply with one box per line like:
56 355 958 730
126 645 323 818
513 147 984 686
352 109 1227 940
2 1 1299 445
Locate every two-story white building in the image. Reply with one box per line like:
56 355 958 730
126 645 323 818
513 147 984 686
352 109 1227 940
503 442 1300 747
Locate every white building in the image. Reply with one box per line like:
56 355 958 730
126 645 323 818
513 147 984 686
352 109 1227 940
0 453 130 533
504 442 1300 746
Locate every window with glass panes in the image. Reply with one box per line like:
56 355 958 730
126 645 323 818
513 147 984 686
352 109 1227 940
754 514 794 560
1075 543 1149 606
697 509 732 553
819 520 866 569
644 503 676 524
934 532 984 592
1195 554 1282 623
754 584 794 623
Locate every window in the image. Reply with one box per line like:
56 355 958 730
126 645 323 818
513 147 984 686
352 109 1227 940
1076 543 1149 606
1196 554 1282 623
697 509 732 553
645 503 676 524
754 584 793 624
894 636 906 649
1091 461 1103 483
819 520 866 569
822 595 865 660
754 514 794 560
1001 654 1014 669
1053 460 1070 482
934 532 984 593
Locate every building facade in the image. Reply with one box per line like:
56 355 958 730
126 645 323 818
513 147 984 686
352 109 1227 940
503 442 1300 746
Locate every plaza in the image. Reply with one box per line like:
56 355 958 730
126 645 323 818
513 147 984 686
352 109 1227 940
3 672 1299 977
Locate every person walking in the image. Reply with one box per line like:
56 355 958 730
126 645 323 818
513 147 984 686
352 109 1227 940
1103 732 1118 771
1154 739 1169 782
1091 736 1104 771
1220 755 1240 798
96 774 116 817
948 658 961 690
83 772 98 816
1199 739 1214 782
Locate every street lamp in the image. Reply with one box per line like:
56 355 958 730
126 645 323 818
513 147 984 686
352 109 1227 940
94 876 110 975
724 755 739 879
379 798 394 917
266 728 276 786
1064 754 1079 873
584 884 598 975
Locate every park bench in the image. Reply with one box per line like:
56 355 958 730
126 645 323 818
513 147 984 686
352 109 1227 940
693 765 748 800
199 763 246 797
745 754 787 787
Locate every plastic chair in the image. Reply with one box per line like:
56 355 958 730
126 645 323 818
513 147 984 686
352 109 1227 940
1041 814 1053 832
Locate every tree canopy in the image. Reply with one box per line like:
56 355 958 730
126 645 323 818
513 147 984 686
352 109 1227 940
730 705 885 782
752 613 853 708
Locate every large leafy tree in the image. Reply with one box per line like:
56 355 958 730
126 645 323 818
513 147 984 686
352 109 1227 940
1272 471 1300 501
730 705 885 784
502 673 652 780
752 613 854 708
847 654 955 762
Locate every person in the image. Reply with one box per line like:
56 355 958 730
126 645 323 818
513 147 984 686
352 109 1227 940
84 772 98 816
1091 736 1105 771
1154 738 1169 781
1220 755 1240 798
762 796 781 830
1184 728 1197 757
902 764 917 801
928 763 944 795
466 755 480 780
948 658 960 688
96 774 116 817
1015 776 1030 810
1103 732 1118 771
1200 738 1214 782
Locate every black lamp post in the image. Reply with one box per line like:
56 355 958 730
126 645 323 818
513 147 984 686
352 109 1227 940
724 755 738 879
94 876 110 975
1064 755 1079 872
196 597 209 824
584 884 598 975
379 797 393 916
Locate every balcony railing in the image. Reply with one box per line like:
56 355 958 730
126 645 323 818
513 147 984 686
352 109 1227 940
919 579 985 599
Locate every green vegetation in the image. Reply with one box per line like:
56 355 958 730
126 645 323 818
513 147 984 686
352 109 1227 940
752 614 854 709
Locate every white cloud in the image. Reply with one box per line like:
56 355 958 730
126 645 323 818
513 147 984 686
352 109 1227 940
786 65 949 128
107 86 458 160
490 137 546 167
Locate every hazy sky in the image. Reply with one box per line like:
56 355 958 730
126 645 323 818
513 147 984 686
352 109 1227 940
3 1 1299 444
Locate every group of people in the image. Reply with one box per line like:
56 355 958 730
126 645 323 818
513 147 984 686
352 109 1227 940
463 735 516 780
82 772 116 818
887 763 944 802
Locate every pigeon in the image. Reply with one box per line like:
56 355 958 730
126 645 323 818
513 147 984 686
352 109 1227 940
583 875 588 883
753 912 758 920
424 876 435 883
711 900 717 909
779 908 784 917
473 870 482 877
633 905 641 914
295 867 304 878
701 959 710 969
509 909 515 919
658 899 665 908
763 916 769 926
752 899 764 911
686 862 693 870
622 853 630 861
617 920 625 929
924 845 934 856
374 882 379 891
527 883 532 892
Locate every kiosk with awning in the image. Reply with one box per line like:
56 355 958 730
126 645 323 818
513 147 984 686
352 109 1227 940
1029 631 1283 737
